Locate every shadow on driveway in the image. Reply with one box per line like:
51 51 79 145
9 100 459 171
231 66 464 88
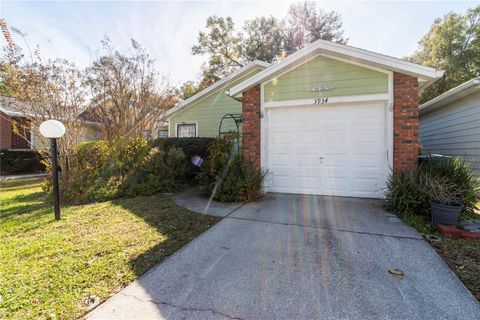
88 192 480 320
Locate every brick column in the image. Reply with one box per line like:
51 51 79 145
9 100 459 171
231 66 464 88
0 111 12 149
393 72 419 171
242 85 261 169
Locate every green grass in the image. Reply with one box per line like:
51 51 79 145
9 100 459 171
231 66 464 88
402 212 433 235
0 178 220 319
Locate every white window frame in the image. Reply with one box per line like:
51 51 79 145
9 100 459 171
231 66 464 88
157 129 168 139
175 121 198 138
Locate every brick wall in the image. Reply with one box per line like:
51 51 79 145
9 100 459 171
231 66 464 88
0 112 31 149
0 111 12 149
241 85 261 169
11 117 31 149
393 72 419 171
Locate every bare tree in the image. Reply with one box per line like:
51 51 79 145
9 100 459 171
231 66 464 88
1 41 87 172
85 39 176 143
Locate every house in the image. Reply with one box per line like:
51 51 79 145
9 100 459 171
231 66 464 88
166 61 270 137
167 39 444 198
419 77 480 175
0 96 101 150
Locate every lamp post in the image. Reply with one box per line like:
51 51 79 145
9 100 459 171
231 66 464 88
39 120 66 220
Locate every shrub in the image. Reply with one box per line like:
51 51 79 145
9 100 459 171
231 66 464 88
421 157 478 210
151 137 214 159
384 169 430 215
59 140 113 203
0 149 46 175
125 147 187 196
110 137 150 176
197 136 267 202
384 156 479 216
76 140 110 171
151 137 215 180
86 176 123 202
57 138 188 204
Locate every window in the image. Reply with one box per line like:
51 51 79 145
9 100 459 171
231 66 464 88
176 123 196 138
157 130 168 138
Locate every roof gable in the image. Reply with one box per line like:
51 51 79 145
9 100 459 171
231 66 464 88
228 39 444 98
264 54 388 102
166 60 269 118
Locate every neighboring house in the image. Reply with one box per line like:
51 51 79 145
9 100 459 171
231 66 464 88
419 77 480 175
0 97 101 150
169 39 444 198
166 61 270 137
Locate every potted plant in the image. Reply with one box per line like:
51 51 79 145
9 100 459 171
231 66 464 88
427 175 465 226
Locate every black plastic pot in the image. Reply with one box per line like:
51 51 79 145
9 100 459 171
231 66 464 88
429 200 464 226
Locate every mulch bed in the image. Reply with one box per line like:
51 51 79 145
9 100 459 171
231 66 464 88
430 238 480 301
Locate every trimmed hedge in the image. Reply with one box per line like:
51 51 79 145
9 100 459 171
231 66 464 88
150 138 215 179
0 149 46 175
150 137 214 159
55 138 189 203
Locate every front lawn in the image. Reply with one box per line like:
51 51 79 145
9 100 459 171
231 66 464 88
0 178 220 319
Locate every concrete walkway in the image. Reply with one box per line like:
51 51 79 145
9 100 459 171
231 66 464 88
0 173 48 181
172 187 243 217
88 192 479 320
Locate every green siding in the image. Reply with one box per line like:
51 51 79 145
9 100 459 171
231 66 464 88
264 55 388 102
170 69 262 137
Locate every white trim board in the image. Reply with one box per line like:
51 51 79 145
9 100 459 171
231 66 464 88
228 39 444 97
263 93 388 109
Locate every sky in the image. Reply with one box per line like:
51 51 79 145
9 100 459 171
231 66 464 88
1 1 478 86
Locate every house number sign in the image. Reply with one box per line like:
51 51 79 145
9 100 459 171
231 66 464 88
311 83 334 104
314 97 329 104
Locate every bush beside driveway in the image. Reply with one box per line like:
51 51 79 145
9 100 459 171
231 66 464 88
0 178 220 319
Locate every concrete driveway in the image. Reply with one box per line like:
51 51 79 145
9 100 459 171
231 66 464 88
88 192 479 319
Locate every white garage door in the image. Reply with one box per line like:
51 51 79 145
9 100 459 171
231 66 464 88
265 102 388 198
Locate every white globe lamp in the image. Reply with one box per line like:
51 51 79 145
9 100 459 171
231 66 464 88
39 119 65 220
39 120 65 139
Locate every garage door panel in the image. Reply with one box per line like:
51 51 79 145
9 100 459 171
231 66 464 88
353 132 383 144
323 177 348 192
269 145 293 155
323 133 348 144
323 156 348 168
271 176 293 189
295 144 317 154
295 176 317 189
271 155 292 166
354 154 383 168
270 166 293 176
296 157 318 166
266 102 388 198
291 166 317 176
294 133 317 143
270 132 294 144
353 178 380 193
